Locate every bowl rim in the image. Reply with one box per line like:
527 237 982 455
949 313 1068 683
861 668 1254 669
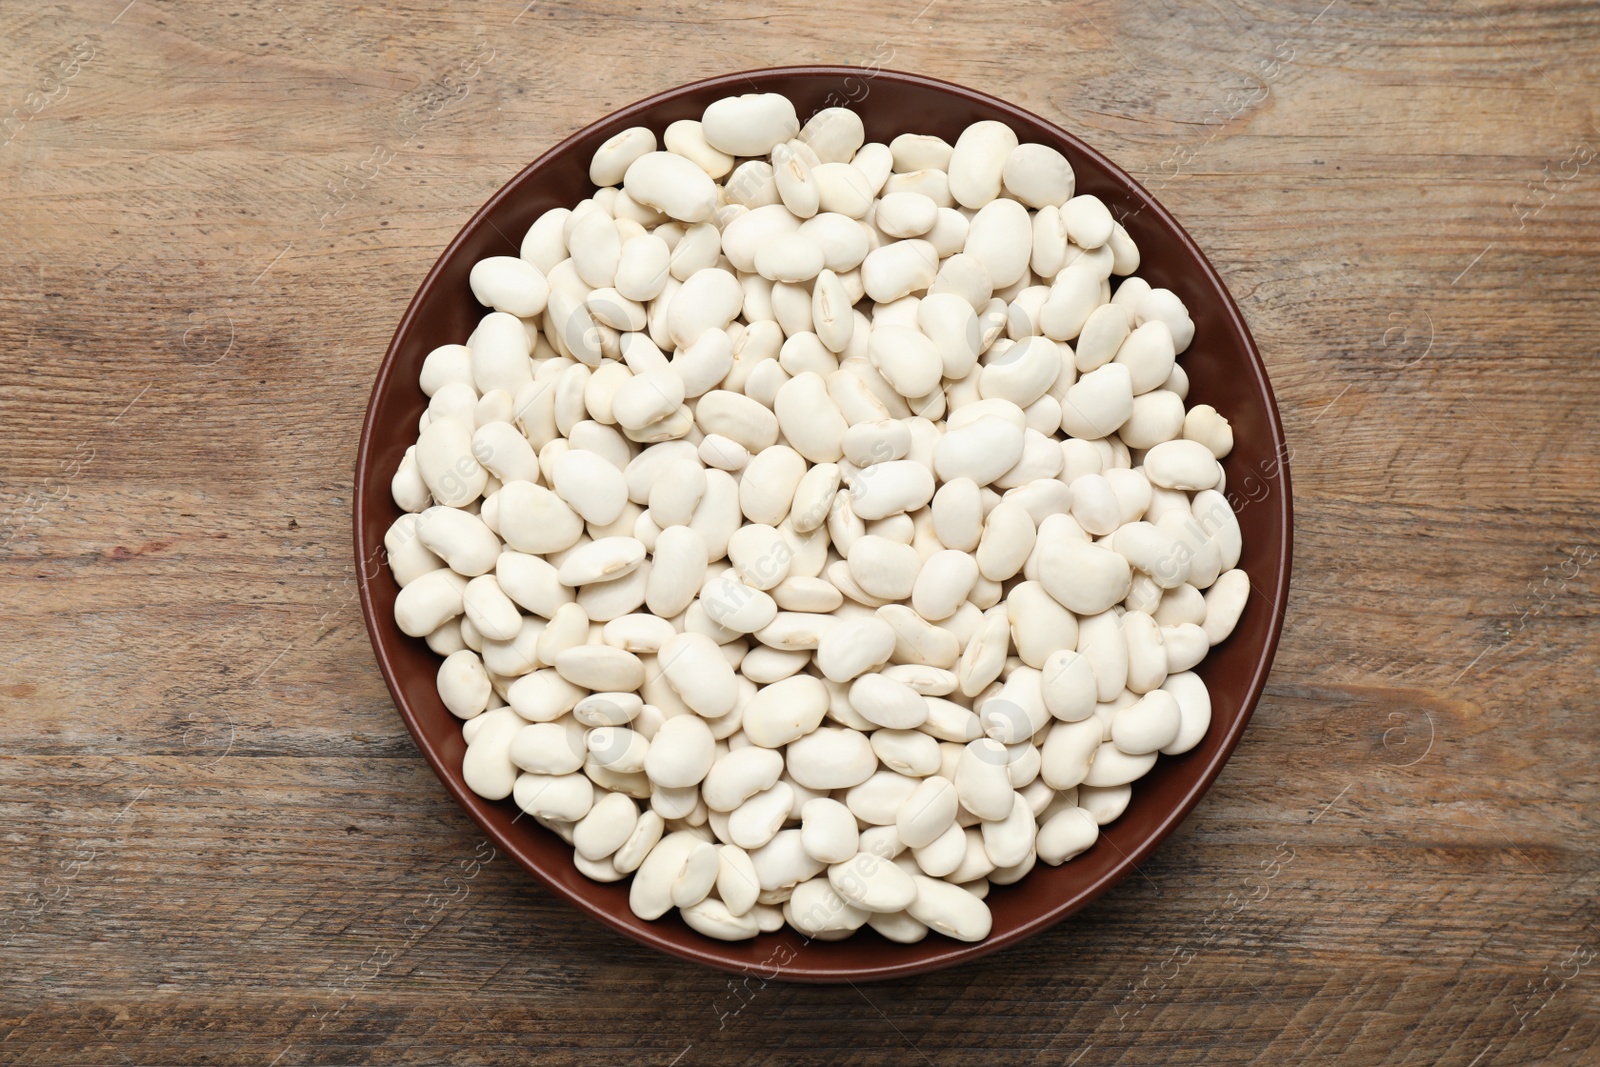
354 64 1293 982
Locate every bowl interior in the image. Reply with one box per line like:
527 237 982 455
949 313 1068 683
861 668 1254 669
354 66 1292 982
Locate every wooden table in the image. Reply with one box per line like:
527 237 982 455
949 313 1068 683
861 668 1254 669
3 1 1597 1063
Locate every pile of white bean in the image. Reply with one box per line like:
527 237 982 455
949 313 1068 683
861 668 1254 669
385 92 1249 945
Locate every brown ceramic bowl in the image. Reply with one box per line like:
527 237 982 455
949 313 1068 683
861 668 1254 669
354 66 1292 983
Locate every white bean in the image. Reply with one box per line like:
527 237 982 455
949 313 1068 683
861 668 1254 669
1002 143 1074 208
682 896 760 940
470 256 549 319
703 747 785 812
1115 319 1177 395
437 649 491 718
395 567 469 638
906 875 992 940
815 615 897 682
1062 194 1114 248
785 877 869 935
739 445 807 526
964 198 1033 289
798 107 866 163
728 782 795 850
700 93 800 156
1041 717 1102 790
1082 742 1158 788
629 831 708 919
667 267 745 349
1042 648 1098 722
623 152 720 224
948 121 1019 208
1111 689 1182 754
550 449 629 526
861 240 939 303
644 714 716 788
800 797 860 864
590 127 656 186
786 726 878 790
1202 568 1250 645
1036 806 1098 865
830 850 918 912
659 631 739 717
934 416 1025 487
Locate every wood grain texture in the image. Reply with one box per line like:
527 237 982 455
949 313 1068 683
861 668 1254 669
2 0 1597 1063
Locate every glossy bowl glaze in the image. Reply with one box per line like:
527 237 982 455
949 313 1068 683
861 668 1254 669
354 66 1292 982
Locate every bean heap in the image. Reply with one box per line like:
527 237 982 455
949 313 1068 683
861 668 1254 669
386 93 1248 944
